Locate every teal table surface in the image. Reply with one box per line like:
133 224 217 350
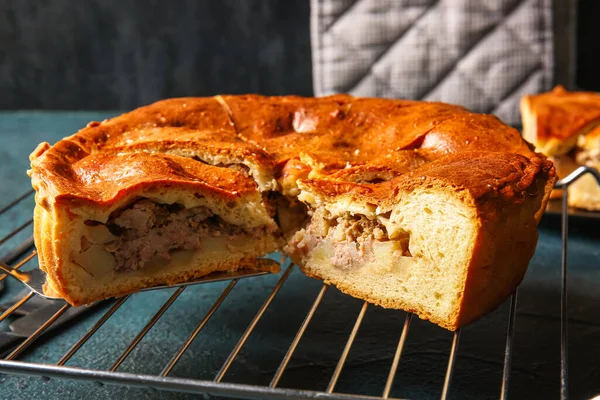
0 112 599 400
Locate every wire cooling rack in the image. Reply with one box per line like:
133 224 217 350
0 166 598 400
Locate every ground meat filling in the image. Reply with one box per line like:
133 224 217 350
290 213 411 270
103 200 264 271
329 215 387 269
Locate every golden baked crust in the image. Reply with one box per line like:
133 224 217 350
30 94 555 328
32 95 539 204
299 151 553 221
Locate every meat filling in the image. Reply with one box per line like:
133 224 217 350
288 212 411 270
102 200 267 271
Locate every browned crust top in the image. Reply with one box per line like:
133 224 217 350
30 94 552 208
300 152 553 206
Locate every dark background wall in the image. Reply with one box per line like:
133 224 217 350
0 0 312 109
575 0 600 93
0 0 597 110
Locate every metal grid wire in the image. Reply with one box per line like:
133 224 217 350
0 166 598 400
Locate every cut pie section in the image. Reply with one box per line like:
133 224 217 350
30 95 555 329
286 152 552 330
31 150 280 306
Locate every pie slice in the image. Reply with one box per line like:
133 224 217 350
29 98 282 306
521 85 600 157
521 85 600 209
30 95 555 330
